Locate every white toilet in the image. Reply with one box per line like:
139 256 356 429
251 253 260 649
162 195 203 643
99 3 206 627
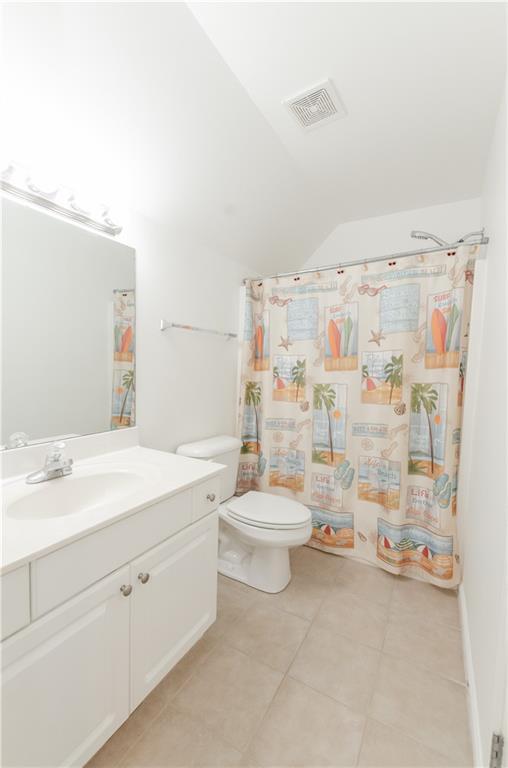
176 435 312 593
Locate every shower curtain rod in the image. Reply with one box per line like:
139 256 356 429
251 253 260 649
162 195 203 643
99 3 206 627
243 235 489 284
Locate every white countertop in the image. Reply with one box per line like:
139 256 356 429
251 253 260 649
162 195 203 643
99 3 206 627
1 446 224 575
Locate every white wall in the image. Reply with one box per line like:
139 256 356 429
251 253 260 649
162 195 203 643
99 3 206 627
303 198 482 269
123 211 254 452
459 83 507 767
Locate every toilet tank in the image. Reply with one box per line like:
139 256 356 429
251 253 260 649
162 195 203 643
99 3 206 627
176 435 241 502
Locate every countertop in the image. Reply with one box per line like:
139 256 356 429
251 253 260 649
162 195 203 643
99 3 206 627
1 446 225 575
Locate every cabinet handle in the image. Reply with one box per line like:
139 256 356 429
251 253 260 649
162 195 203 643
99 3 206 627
120 584 132 597
206 493 216 502
138 572 150 584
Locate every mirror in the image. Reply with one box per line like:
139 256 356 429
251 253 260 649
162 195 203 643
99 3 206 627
1 197 135 449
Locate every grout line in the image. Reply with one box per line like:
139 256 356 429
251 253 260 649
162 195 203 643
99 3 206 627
98 629 222 768
238 583 318 759
366 714 472 767
379 644 468 688
169 642 284 755
237 554 342 761
355 567 398 766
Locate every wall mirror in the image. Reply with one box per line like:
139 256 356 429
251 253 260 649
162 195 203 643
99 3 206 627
1 196 136 449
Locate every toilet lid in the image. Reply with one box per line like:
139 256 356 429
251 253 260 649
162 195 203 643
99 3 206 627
226 491 311 530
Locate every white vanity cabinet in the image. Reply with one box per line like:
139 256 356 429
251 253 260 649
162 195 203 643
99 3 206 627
0 565 30 640
1 470 221 768
1 566 131 768
130 513 218 708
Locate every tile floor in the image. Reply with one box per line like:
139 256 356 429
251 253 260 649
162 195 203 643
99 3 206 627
87 547 472 768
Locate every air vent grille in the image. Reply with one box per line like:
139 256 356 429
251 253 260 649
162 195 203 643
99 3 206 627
285 80 346 130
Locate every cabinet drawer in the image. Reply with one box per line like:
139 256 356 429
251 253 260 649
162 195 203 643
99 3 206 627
31 490 192 619
0 565 30 641
192 477 220 521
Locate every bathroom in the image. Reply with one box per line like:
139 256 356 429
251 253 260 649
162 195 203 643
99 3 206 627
0 2 506 767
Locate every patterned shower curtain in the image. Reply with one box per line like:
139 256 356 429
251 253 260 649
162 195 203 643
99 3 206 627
236 244 479 588
111 288 135 429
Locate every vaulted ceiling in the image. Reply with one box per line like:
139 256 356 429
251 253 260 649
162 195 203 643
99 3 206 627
189 2 506 221
2 2 505 273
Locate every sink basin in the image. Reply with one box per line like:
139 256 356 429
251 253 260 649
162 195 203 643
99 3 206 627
6 469 146 520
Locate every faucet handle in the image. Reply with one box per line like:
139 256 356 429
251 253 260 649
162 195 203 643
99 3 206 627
8 432 29 448
46 441 67 463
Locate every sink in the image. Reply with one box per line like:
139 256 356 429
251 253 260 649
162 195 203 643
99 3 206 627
6 468 147 520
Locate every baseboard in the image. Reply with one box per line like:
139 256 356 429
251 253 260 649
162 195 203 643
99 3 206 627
459 584 483 767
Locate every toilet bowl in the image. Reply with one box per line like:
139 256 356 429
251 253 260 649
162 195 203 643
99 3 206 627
176 436 312 593
218 491 312 592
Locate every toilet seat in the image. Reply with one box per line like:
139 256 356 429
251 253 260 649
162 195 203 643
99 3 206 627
226 491 310 531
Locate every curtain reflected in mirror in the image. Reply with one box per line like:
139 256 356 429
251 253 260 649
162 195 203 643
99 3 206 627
1 197 135 449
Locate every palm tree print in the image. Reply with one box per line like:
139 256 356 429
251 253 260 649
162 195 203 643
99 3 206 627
410 383 439 474
313 384 336 463
119 369 134 426
244 381 262 454
291 360 306 402
384 354 403 404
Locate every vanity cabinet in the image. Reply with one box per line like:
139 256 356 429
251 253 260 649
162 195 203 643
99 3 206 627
130 513 218 708
1 482 220 768
1 566 130 768
0 564 30 640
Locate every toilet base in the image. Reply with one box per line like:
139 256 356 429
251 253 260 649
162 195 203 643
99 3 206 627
217 506 312 593
218 544 291 593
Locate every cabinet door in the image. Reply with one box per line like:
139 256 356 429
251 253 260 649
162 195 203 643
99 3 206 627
130 512 218 708
1 566 130 768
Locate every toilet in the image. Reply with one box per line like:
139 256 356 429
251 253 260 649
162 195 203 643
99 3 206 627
176 435 312 593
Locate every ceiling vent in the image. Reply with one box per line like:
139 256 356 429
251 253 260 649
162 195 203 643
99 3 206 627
284 80 346 130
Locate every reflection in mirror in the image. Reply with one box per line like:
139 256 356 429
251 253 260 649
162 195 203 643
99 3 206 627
1 196 136 449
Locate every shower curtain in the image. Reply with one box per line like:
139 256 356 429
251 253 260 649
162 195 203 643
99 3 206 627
236 244 479 588
111 288 135 429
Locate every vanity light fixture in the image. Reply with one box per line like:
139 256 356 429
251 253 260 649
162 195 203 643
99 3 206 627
0 163 122 236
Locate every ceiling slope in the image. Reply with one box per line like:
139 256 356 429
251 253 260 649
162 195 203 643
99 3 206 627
190 1 506 237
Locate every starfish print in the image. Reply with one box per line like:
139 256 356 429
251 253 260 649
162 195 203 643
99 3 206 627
278 336 293 350
368 329 386 347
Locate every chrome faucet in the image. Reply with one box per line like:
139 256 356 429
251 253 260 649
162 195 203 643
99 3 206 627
26 441 73 484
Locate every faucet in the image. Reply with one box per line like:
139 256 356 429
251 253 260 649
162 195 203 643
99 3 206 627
26 441 73 484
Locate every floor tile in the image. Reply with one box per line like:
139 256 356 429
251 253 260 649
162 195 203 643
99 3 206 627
289 625 380 713
247 676 365 767
391 577 460 628
358 718 460 767
315 586 389 650
119 705 243 767
261 573 328 621
226 602 310 673
336 557 396 607
85 689 168 767
383 611 465 682
290 544 345 584
88 557 473 768
369 654 472 765
86 631 218 767
206 575 259 641
172 643 283 752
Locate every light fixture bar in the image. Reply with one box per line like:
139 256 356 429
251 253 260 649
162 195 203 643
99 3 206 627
1 164 122 236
